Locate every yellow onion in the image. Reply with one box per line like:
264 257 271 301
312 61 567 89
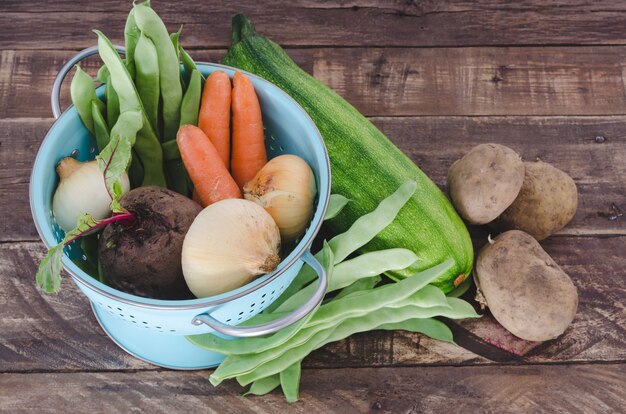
243 155 316 243
181 199 281 298
52 157 130 231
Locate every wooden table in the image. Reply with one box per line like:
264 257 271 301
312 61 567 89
1 1 625 412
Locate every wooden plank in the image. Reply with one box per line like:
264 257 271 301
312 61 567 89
3 47 626 118
0 365 624 413
2 1 626 49
5 116 624 242
2 236 624 372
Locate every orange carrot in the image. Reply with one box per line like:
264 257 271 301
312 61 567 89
230 71 267 189
177 125 241 207
198 70 232 169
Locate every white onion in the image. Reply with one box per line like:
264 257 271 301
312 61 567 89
52 157 130 231
181 198 281 298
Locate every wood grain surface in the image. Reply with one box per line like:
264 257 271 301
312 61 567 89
2 0 626 411
1 365 624 413
2 1 626 49
3 47 626 118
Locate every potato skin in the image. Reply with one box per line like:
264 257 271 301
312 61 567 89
476 230 578 341
99 186 202 300
495 161 578 240
447 143 525 225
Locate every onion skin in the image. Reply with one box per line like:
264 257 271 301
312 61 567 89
182 198 281 298
243 154 316 243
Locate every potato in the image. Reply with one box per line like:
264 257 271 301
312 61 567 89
447 143 525 224
99 186 202 300
475 230 578 341
495 160 578 240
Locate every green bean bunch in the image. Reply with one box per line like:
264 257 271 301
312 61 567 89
70 1 203 194
187 181 480 402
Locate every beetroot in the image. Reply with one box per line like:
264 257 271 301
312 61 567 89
98 186 202 300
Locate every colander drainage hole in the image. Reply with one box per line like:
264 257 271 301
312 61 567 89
250 303 255 307
142 321 148 325
119 314 124 317
238 311 244 316
271 290 275 295
129 315 135 319
169 329 176 332
261 300 265 305
237 317 242 321
226 319 232 323
107 305 112 309
155 326 161 329
262 293 267 298
117 307 122 311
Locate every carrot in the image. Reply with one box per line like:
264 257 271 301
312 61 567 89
198 70 232 169
230 71 267 189
177 125 241 207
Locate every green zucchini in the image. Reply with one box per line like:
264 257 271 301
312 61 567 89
222 15 473 292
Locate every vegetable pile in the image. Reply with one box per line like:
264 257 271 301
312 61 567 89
33 0 510 405
188 181 480 402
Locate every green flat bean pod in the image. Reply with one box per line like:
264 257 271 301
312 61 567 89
95 30 166 188
91 100 110 151
279 362 301 403
243 374 280 397
70 65 104 135
329 180 417 263
134 32 160 136
332 275 381 301
275 248 418 313
123 7 140 79
324 194 351 220
133 1 183 141
377 317 453 342
267 181 417 311
235 300 475 386
211 261 452 381
179 69 201 126
105 75 120 129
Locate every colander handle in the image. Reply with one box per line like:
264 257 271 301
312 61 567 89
51 44 126 119
191 251 328 337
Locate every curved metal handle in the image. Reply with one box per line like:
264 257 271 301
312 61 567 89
51 44 125 119
191 251 327 337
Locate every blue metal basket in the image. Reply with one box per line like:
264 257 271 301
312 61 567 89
30 47 331 369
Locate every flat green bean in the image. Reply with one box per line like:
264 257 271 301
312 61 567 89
105 74 120 129
91 100 110 151
324 194 350 221
329 180 417 263
179 69 201 126
123 7 140 79
332 275 380 301
134 32 160 136
271 180 418 309
275 248 418 313
234 301 472 386
96 65 109 83
211 261 451 382
95 30 166 188
280 362 301 403
133 2 183 141
243 374 280 397
181 45 204 83
70 65 104 135
377 317 453 342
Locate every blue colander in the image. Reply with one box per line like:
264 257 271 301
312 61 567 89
29 46 331 369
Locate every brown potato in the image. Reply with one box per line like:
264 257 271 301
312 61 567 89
475 230 578 341
495 160 578 240
447 143 525 225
